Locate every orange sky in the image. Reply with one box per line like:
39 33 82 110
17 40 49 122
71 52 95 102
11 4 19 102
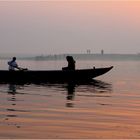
0 1 140 54
47 1 140 27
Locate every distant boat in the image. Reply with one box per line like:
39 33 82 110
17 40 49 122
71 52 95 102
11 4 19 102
0 66 113 83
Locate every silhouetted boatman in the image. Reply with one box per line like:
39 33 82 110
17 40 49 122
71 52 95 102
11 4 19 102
7 57 25 71
62 56 76 70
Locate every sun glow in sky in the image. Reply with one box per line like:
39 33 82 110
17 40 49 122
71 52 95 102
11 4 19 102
0 1 140 54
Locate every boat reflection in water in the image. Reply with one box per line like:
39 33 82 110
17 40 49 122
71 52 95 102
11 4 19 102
65 82 76 107
64 80 112 107
6 79 112 108
8 84 16 94
7 84 28 116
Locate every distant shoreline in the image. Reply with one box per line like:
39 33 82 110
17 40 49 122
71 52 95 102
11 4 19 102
35 53 140 61
0 53 140 61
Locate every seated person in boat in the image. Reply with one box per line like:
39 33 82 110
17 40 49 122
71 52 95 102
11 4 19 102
8 57 21 71
62 56 76 70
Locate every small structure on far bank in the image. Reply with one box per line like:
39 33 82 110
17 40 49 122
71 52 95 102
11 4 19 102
101 50 104 55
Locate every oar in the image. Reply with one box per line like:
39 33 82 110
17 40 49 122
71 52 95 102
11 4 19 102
18 67 28 71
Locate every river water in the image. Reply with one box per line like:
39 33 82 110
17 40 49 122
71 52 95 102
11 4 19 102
0 59 140 139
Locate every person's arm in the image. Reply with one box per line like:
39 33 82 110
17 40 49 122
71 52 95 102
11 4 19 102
11 62 22 70
14 63 28 70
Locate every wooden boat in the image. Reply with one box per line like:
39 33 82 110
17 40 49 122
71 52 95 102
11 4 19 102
0 66 113 83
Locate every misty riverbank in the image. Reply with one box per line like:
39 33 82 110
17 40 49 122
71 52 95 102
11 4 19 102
0 53 140 61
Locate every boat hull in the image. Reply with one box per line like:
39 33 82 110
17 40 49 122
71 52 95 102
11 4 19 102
0 66 113 83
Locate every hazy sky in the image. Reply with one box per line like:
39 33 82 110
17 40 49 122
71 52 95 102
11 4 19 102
0 1 140 55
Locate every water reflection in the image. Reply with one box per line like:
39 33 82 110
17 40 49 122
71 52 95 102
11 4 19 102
76 79 112 92
64 80 112 107
5 79 112 109
7 79 112 101
7 84 18 119
65 82 76 107
7 84 28 112
0 80 112 128
8 84 16 94
66 82 75 100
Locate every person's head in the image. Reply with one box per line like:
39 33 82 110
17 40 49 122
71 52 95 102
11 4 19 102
66 56 71 61
66 56 74 62
12 57 16 61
